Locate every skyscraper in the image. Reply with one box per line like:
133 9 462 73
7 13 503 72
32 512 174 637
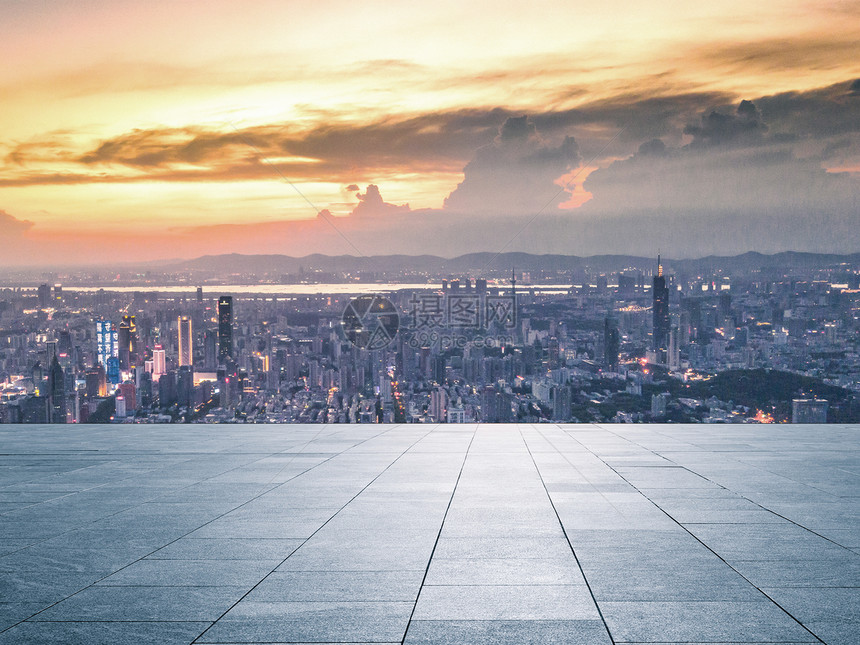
652 255 670 357
203 329 217 370
218 296 233 362
430 387 447 422
604 317 620 370
47 355 65 423
178 316 193 366
37 283 51 308
96 320 118 368
152 345 166 378
118 315 138 370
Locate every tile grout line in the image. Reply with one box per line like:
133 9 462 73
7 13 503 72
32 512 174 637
399 424 478 645
0 425 392 635
591 423 860 553
519 424 617 645
559 424 828 645
190 423 438 644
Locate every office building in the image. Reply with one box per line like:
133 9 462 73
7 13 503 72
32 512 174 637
651 392 670 418
96 320 118 368
178 316 193 366
652 255 670 356
152 345 166 378
218 296 233 362
47 355 65 423
604 318 620 370
118 315 138 370
37 284 51 308
430 387 447 422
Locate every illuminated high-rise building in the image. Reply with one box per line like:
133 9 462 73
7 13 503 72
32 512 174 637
96 320 119 368
652 255 670 356
178 316 193 366
152 345 166 378
118 315 139 370
218 296 233 362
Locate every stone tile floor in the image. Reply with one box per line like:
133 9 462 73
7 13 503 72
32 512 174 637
0 423 857 644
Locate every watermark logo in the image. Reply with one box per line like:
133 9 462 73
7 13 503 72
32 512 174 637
407 293 516 330
342 295 399 349
405 291 517 349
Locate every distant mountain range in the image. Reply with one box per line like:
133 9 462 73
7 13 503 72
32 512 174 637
162 251 860 276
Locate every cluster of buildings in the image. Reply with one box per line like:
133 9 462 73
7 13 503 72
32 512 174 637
0 256 858 424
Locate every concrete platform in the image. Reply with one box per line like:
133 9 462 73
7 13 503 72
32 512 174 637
0 423 857 644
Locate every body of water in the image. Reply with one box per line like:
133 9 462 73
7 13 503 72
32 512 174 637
46 283 577 295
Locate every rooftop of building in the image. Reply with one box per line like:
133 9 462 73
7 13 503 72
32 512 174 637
0 422 858 644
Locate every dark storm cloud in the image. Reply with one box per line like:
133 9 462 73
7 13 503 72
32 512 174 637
754 80 860 139
577 98 860 255
443 116 580 214
683 99 767 148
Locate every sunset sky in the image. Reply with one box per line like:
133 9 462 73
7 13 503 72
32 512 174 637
1 0 859 265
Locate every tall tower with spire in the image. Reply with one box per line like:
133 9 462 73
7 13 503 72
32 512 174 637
652 254 670 357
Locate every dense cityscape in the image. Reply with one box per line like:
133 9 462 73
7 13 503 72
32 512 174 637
1 253 859 425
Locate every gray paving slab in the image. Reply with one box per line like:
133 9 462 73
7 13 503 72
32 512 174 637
424 557 587 585
601 600 816 642
403 619 612 644
246 570 424 601
1 422 858 644
413 585 599 620
30 585 249 622
0 621 211 644
201 601 414 642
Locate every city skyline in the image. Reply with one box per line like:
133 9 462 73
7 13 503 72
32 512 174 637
1 1 859 265
3 250 858 425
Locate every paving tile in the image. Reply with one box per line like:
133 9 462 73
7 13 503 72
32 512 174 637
760 586 860 625
201 601 412 643
247 570 424 601
0 621 210 644
96 558 279 586
433 537 572 560
413 585 599 620
403 619 612 644
583 563 761 601
30 585 248 621
425 557 587 586
601 600 814 643
0 603 50 631
147 537 304 560
0 571 100 604
731 557 860 587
